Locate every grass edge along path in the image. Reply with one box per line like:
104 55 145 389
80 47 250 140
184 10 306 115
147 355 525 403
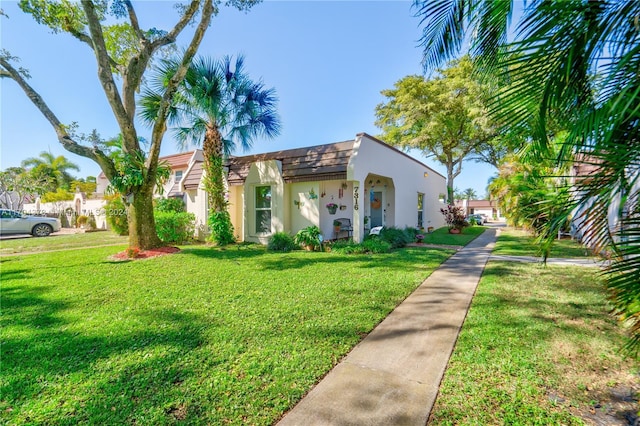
429 230 638 425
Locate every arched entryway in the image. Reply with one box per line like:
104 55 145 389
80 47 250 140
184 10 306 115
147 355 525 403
363 174 395 228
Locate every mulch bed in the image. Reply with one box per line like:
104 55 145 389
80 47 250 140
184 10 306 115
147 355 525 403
110 246 180 261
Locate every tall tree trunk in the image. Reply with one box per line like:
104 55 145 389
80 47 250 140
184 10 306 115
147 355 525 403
203 125 226 213
446 167 455 205
127 184 163 249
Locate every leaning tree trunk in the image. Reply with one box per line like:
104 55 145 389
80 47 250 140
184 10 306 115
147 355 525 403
128 184 163 249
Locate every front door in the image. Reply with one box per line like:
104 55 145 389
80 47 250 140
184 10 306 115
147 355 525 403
370 191 384 227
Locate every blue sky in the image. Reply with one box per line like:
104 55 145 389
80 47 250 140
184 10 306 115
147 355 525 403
1 0 496 196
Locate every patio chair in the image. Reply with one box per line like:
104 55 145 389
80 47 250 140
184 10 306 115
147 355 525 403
333 218 353 239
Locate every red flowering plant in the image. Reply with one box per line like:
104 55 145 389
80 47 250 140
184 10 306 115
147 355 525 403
440 205 467 231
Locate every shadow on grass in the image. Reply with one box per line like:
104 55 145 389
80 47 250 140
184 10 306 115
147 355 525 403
468 261 612 343
181 245 455 273
2 284 213 424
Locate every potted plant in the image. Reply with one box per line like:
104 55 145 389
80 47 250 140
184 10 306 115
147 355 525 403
333 219 341 233
294 225 322 251
326 202 338 215
415 233 425 244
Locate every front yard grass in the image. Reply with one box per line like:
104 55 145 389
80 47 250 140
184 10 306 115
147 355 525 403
421 225 486 246
492 227 593 258
1 244 453 424
0 231 129 254
430 230 638 424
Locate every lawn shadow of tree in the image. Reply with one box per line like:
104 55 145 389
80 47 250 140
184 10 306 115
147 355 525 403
2 283 214 424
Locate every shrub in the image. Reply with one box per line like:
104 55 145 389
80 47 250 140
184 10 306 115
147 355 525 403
104 195 129 236
362 238 392 253
267 232 297 252
155 211 195 244
76 215 89 228
331 240 366 254
379 226 412 248
440 205 467 230
208 210 235 246
404 226 420 239
87 213 97 230
294 226 322 250
331 237 392 254
58 212 70 228
155 197 185 213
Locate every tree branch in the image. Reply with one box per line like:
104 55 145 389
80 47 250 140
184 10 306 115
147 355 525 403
146 0 214 185
80 0 138 151
124 0 144 40
0 57 116 180
151 0 202 50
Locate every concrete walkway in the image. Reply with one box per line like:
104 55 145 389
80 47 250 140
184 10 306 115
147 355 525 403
277 228 498 426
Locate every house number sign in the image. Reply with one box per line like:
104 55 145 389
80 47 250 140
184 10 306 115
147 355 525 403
353 186 359 210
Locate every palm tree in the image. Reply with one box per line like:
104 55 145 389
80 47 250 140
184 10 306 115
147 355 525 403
21 151 79 191
142 55 281 244
413 0 640 355
462 188 477 215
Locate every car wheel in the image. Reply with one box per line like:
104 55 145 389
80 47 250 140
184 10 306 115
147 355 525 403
32 223 53 237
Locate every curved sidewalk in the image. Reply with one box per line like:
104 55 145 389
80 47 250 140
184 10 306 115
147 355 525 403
277 228 498 426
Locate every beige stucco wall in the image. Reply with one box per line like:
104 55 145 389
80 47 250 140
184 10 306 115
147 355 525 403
348 134 446 241
243 160 285 244
227 185 244 241
184 185 209 240
289 182 319 235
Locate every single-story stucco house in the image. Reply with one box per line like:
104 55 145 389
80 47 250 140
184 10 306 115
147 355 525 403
158 132 447 242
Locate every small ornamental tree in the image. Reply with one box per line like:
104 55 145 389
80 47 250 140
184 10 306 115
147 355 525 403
440 205 467 231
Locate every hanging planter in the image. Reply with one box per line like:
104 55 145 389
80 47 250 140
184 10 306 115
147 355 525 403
326 203 338 215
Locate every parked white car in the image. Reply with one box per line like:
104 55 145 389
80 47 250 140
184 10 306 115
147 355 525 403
465 214 485 225
0 209 61 237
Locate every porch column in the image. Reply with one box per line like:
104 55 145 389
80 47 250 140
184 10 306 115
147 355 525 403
352 180 362 242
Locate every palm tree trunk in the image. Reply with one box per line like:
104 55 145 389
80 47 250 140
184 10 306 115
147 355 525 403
202 125 226 213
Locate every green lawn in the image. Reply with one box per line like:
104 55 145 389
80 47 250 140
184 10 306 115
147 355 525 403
492 227 593 258
1 243 453 424
430 230 637 425
421 225 486 246
0 231 129 254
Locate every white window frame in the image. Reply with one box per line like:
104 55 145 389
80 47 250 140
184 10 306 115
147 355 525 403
254 185 272 234
417 192 424 228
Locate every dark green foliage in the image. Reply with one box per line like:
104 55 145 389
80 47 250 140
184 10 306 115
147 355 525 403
331 240 367 255
331 237 392 255
104 195 128 236
208 210 235 246
379 227 412 248
87 213 97 230
154 211 195 244
362 237 393 253
58 212 70 228
294 226 322 250
154 197 185 213
267 232 297 252
403 226 420 239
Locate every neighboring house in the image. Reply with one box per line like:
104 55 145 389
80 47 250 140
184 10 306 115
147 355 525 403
455 199 504 221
